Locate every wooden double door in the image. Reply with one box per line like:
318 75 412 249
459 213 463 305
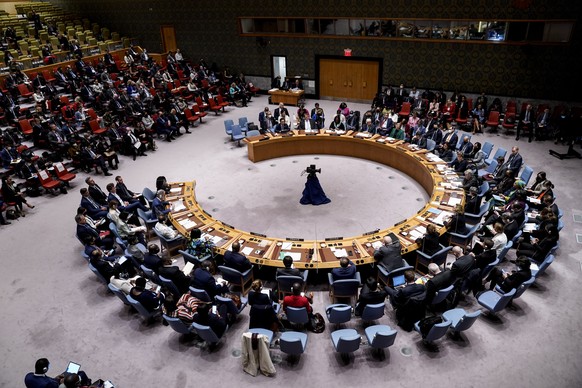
318 57 380 101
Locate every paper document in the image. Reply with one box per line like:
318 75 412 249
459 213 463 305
182 262 194 275
241 246 253 255
371 241 383 250
282 242 293 250
170 187 181 193
279 251 302 261
172 201 186 212
331 248 348 258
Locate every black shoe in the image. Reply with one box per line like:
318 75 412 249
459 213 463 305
185 130 192 134
528 138 532 143
142 153 148 156
515 137 520 141
104 172 112 176
1 221 11 225
133 154 136 161
167 138 172 142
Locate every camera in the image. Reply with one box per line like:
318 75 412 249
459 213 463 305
305 164 321 175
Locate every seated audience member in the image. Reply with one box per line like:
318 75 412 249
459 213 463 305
449 152 468 174
526 171 548 197
516 224 559 263
154 214 180 239
152 189 171 217
354 277 387 316
162 292 204 325
191 261 230 298
223 241 252 273
187 228 215 259
374 235 406 272
449 246 476 279
468 141 486 169
328 115 346 132
129 276 163 312
331 257 356 280
88 244 135 282
2 175 35 216
385 270 425 308
106 183 148 214
276 255 303 278
444 204 468 234
61 372 96 388
423 263 456 304
75 213 113 249
143 243 163 272
248 280 281 331
484 256 532 292
464 186 482 214
193 302 228 338
115 210 147 245
415 224 441 256
109 272 141 294
282 282 314 319
462 170 479 192
114 175 142 204
158 258 192 294
25 358 62 388
80 187 108 219
126 235 146 261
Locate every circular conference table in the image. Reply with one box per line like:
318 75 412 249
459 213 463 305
167 129 465 270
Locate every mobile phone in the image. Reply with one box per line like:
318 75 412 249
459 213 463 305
211 305 217 314
300 292 305 297
155 285 161 293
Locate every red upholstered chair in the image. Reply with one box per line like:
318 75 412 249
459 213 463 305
37 169 63 194
191 104 207 120
398 102 411 119
54 162 76 186
89 119 107 135
485 111 500 131
18 84 33 100
207 98 222 115
18 119 33 137
184 109 201 124
195 96 208 111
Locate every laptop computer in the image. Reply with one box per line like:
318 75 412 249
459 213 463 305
65 361 81 374
392 274 406 288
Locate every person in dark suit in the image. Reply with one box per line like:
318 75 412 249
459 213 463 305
273 117 290 133
276 255 303 278
193 302 228 338
143 244 163 272
449 152 468 174
464 186 482 214
331 257 356 280
386 270 425 308
115 175 141 203
449 246 475 278
444 205 468 234
273 103 289 121
424 265 456 304
486 256 532 292
79 187 108 219
441 127 459 150
158 258 192 294
75 214 113 249
223 241 252 273
24 358 62 388
374 234 406 273
416 224 441 256
503 146 523 177
190 261 229 298
471 239 497 270
354 277 388 316
458 136 474 158
85 177 108 206
517 224 559 263
299 112 319 131
516 104 534 142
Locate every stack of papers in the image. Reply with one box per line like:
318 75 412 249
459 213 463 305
178 218 197 229
241 246 254 255
170 187 181 194
279 251 302 261
433 211 454 226
371 241 383 250
172 201 186 212
355 132 371 138
202 233 224 245
448 197 462 207
523 223 538 232
331 248 348 258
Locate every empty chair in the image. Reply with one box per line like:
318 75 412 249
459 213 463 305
224 119 234 138
557 219 564 232
414 319 452 345
37 170 63 195
442 308 481 338
477 181 490 200
238 117 249 134
126 294 161 323
478 288 517 315
192 322 224 346
246 129 261 137
108 282 130 305
485 147 507 166
247 328 274 345
230 124 245 147
279 331 308 358
163 314 195 336
53 162 76 186
485 111 500 130
326 304 352 326
519 165 534 186
481 142 494 159
331 328 361 357
217 265 254 295
360 302 385 323
416 245 452 274
286 306 309 328
480 258 500 279
364 324 397 355
425 138 436 152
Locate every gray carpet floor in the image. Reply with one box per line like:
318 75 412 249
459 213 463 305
1 96 581 387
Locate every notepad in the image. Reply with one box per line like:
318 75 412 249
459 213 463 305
182 261 194 275
279 251 302 261
172 202 186 212
241 246 253 255
170 187 181 193
331 248 348 258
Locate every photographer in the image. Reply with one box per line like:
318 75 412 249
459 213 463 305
300 164 330 205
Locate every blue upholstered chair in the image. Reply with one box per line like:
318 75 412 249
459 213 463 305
326 304 352 327
179 249 211 266
364 324 397 355
360 303 385 323
442 308 481 338
286 306 309 327
449 224 480 251
519 165 534 186
217 265 254 295
328 272 361 304
153 228 186 258
478 288 517 316
192 322 225 347
478 159 497 178
247 328 274 345
414 319 452 345
484 147 507 166
126 294 161 323
277 272 308 300
108 282 130 305
416 245 452 274
223 119 234 138
377 264 413 287
158 275 181 296
532 254 555 278
230 124 245 147
88 262 108 284
481 141 494 159
279 331 308 358
331 328 361 358
188 286 212 302
163 314 195 336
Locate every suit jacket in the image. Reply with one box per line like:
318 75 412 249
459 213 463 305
424 270 455 304
443 131 458 149
224 250 252 273
88 184 108 206
116 182 136 202
354 285 387 316
158 265 191 294
299 118 319 130
464 195 482 214
374 241 405 273
273 107 289 121
459 141 474 157
191 268 229 298
417 233 441 256
276 267 302 278
499 268 532 293
451 255 475 277
506 153 523 176
391 283 425 307
76 223 99 242
331 260 356 280
474 249 497 270
80 196 105 218
143 252 163 272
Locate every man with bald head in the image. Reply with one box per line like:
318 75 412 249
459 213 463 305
224 241 252 273
374 234 406 272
